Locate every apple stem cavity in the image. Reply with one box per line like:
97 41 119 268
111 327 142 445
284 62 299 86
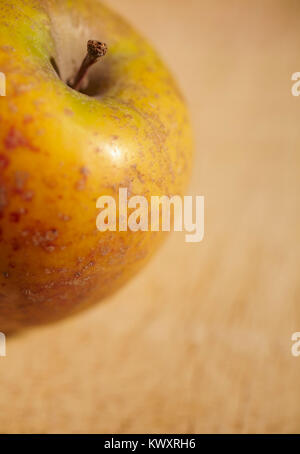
69 40 107 92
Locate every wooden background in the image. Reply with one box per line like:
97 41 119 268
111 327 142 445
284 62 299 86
0 0 300 433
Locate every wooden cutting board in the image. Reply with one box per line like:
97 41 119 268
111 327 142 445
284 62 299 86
0 0 300 433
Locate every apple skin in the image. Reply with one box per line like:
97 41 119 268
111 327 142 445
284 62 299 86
0 0 193 332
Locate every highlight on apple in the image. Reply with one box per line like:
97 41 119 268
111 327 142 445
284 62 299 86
96 189 204 243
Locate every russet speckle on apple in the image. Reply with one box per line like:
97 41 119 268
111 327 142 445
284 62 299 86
0 0 193 332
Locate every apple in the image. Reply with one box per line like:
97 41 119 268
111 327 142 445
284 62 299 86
0 0 193 332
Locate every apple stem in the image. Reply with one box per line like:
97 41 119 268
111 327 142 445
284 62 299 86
69 40 107 92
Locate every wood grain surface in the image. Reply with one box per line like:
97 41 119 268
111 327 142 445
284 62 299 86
0 0 300 433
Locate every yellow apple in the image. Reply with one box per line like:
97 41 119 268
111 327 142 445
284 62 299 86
0 0 193 332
